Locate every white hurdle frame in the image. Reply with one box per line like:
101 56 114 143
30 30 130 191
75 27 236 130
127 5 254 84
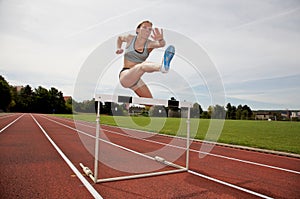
80 94 193 183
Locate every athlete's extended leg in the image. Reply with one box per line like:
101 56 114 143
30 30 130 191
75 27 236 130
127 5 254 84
130 79 153 98
120 45 175 88
119 62 161 88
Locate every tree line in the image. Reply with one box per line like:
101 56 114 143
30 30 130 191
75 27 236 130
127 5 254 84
1 75 255 119
72 98 254 120
0 75 72 113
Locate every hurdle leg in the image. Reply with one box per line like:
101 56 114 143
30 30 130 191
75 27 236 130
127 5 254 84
93 101 101 183
186 107 191 170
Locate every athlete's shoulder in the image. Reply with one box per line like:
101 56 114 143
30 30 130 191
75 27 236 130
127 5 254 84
118 34 134 43
123 34 136 45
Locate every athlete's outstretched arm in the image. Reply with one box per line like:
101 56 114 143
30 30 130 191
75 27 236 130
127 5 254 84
116 34 131 54
149 28 165 49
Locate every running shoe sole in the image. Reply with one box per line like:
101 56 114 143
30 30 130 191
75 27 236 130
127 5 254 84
161 45 175 73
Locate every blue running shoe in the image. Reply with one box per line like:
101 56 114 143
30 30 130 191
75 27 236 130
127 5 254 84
161 45 175 73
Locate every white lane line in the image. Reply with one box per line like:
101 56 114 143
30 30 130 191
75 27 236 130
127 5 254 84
188 170 273 199
31 114 103 199
0 114 24 134
195 150 300 175
44 115 300 175
41 115 274 199
0 113 18 120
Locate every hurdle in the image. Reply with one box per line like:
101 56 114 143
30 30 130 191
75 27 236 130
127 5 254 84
80 94 193 183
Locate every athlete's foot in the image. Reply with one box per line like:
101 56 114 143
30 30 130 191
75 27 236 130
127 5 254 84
161 45 175 73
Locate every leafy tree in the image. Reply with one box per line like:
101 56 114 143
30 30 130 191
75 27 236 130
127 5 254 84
235 104 253 120
226 103 232 119
0 77 72 113
65 97 73 113
15 85 34 112
201 111 210 119
230 105 237 119
212 104 226 119
190 103 203 118
226 103 237 119
242 105 253 119
0 75 12 111
207 105 226 119
235 105 241 119
241 109 249 120
207 105 213 118
48 87 67 113
33 86 51 113
73 99 97 113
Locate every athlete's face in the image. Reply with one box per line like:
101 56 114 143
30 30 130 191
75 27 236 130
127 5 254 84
138 23 152 38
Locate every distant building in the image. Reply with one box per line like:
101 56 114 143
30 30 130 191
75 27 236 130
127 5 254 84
254 111 273 120
291 111 300 120
254 110 300 121
63 96 72 102
281 110 300 120
15 86 23 92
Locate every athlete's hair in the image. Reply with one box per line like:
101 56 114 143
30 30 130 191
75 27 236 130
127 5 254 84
136 20 153 34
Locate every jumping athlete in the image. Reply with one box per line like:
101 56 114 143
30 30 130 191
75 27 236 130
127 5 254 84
116 20 175 98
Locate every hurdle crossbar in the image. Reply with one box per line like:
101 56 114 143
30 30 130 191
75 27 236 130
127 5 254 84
80 94 193 183
94 94 193 108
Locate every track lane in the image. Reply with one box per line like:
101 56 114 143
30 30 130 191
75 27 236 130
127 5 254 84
31 114 103 198
0 113 24 132
0 114 97 199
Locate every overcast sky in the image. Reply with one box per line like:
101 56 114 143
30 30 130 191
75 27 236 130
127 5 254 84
1 0 299 110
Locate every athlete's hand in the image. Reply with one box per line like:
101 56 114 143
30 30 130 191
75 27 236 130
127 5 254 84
151 28 164 41
116 48 124 54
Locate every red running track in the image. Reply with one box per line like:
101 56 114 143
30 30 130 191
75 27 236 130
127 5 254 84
0 113 299 199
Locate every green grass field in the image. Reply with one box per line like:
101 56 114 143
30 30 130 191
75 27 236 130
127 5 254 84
55 114 300 154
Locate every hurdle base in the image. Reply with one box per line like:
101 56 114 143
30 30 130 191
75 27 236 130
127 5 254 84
80 163 97 183
97 168 187 183
80 162 187 184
